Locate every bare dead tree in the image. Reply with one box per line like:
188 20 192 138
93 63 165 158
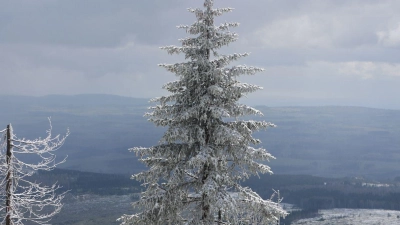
0 119 69 225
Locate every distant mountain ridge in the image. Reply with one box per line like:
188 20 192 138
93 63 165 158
0 94 399 179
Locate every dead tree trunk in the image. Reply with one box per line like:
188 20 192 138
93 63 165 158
5 125 12 225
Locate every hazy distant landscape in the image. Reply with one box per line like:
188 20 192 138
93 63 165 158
2 94 400 224
1 94 399 180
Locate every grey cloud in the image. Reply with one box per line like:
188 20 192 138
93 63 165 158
0 0 192 47
0 0 400 109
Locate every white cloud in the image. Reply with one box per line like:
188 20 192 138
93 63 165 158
377 23 400 47
254 15 334 49
308 61 400 79
250 1 400 50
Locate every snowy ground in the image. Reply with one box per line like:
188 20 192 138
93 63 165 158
292 208 400 225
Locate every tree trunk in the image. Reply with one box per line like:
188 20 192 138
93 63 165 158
201 2 212 222
201 163 210 221
6 125 12 225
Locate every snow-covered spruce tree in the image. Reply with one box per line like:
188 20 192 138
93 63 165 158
0 119 69 225
119 0 287 224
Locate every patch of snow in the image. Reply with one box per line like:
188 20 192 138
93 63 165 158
292 208 400 225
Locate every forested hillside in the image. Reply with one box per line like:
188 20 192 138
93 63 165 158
28 169 400 224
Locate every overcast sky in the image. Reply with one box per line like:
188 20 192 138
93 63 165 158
1 0 400 109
